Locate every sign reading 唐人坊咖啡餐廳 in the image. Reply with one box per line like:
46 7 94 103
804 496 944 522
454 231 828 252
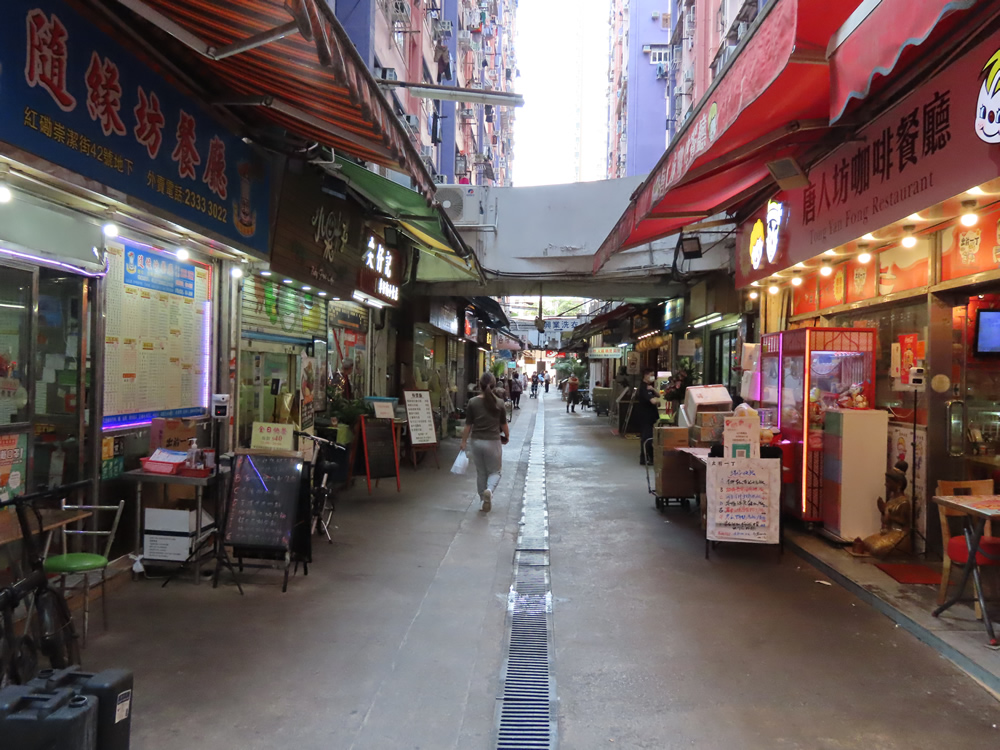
0 0 270 257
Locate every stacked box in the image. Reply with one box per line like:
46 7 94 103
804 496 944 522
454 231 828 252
689 411 732 444
655 451 698 497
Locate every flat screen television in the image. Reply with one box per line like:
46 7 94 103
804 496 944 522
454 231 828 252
974 309 1000 356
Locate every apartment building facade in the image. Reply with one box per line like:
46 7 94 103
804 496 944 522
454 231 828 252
608 0 773 179
338 0 517 187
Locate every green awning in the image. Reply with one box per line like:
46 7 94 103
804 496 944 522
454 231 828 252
335 157 481 282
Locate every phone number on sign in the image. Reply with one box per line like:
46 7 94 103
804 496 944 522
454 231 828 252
146 170 227 224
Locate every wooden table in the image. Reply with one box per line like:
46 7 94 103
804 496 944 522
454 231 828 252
931 494 1000 646
0 509 92 578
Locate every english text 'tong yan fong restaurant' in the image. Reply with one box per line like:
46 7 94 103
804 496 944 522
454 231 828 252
737 28 1000 550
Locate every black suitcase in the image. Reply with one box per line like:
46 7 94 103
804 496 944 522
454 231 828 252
28 667 133 750
0 684 98 750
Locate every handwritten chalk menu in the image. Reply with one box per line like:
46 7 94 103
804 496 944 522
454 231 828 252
706 458 781 544
103 238 212 428
404 390 437 446
224 453 304 549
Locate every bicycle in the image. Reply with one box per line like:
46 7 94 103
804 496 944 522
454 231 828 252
295 431 347 543
0 479 90 686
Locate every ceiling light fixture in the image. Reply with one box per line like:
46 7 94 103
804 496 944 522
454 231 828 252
260 270 272 277
283 278 293 284
820 263 833 277
961 199 978 227
795 262 806 268
175 248 190 262
857 251 872 264
302 285 311 291
861 233 876 241
230 267 243 279
968 186 985 196
750 281 759 287
768 285 779 295
318 291 328 297
749 291 759 300
824 249 836 256
901 225 917 248
0 165 11 204
907 213 923 221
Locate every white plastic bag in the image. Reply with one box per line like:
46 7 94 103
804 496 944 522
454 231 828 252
450 450 470 475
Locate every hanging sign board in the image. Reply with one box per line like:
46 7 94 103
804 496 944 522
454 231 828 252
403 390 437 447
706 458 781 544
372 401 395 419
589 347 623 359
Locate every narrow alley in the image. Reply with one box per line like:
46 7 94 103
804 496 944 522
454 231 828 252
84 393 1000 750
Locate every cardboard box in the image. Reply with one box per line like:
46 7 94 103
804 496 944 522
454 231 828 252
654 451 698 497
149 418 198 452
654 426 689 451
690 424 724 443
695 410 732 430
143 508 215 562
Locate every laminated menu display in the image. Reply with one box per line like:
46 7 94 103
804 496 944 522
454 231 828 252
706 458 781 545
103 239 212 428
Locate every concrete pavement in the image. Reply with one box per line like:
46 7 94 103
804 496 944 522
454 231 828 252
82 392 1000 749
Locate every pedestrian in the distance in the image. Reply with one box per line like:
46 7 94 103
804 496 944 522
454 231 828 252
544 373 551 393
637 368 661 465
510 372 523 409
566 374 580 413
459 372 509 512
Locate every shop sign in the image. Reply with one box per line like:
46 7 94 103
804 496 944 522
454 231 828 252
663 298 685 329
819 264 846 309
0 0 270 256
589 347 623 359
737 26 1000 287
429 300 459 336
271 165 363 296
0 433 28 498
792 274 819 316
941 205 1000 281
250 422 294 451
357 235 400 306
464 310 478 342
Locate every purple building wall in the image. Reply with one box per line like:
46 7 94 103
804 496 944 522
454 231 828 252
626 0 674 176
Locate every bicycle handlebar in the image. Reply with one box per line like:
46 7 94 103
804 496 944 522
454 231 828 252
0 478 91 509
294 430 334 445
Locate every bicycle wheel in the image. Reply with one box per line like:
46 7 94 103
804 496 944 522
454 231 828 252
35 588 81 668
2 606 40 685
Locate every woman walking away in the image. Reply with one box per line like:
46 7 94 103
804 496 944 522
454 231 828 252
510 373 523 409
460 372 509 512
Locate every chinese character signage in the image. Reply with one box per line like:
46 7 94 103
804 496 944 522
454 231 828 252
250 422 294 452
0 433 28 499
270 164 363 295
358 233 400 306
736 26 1000 288
122 246 196 298
0 0 270 256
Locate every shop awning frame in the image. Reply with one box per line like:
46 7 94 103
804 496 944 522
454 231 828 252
110 0 439 198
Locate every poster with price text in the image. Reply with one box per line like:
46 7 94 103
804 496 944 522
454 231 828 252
706 458 781 544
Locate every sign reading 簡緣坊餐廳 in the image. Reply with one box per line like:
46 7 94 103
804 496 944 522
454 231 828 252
357 234 400 306
737 26 1000 287
0 0 270 257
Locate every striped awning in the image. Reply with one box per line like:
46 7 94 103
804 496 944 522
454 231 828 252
111 0 437 198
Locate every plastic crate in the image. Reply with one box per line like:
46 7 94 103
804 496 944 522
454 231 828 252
140 457 181 475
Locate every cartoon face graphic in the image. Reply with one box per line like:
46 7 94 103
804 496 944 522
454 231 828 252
765 200 783 263
749 219 765 270
708 102 719 142
977 50 1000 143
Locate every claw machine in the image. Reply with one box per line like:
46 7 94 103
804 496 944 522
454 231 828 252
764 328 877 523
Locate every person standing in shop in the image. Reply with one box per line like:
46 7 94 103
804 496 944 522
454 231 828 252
460 372 509 512
637 368 661 465
566 373 580 413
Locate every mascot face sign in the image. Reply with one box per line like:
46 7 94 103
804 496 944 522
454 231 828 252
749 219 765 270
749 201 784 271
977 50 1000 144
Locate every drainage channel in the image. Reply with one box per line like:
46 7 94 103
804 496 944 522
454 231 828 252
494 405 556 749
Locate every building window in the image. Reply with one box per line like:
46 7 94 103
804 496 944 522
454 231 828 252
649 47 670 65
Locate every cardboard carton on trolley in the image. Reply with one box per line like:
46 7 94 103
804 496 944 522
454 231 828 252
143 508 215 562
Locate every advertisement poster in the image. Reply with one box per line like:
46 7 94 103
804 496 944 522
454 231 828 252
250 422 294 451
299 351 315 431
723 415 761 459
898 334 919 384
0 433 28 499
103 239 211 428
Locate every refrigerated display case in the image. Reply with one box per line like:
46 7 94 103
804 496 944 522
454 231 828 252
759 333 781 430
777 328 877 522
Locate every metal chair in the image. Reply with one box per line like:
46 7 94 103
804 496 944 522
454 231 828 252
43 498 125 647
936 479 999 620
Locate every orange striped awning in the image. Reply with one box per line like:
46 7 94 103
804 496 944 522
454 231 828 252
111 0 436 198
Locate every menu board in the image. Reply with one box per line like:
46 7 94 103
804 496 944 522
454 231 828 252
403 390 437 446
223 453 303 550
359 417 399 484
706 458 781 544
103 239 211 428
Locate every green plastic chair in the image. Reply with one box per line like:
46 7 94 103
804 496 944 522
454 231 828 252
44 498 125 647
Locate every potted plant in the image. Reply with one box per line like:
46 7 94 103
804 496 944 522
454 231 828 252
328 396 373 445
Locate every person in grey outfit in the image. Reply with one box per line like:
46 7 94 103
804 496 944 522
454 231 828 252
460 372 509 512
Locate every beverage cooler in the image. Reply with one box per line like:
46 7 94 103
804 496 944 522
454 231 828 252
759 328 876 523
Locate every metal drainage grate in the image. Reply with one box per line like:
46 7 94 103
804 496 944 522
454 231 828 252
495 408 556 749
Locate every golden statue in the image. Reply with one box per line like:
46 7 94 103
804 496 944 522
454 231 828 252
856 461 911 558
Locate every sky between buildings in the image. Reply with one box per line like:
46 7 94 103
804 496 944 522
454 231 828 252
513 0 610 187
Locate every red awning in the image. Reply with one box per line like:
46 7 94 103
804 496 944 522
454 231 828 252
829 0 978 124
593 0 857 273
112 0 437 198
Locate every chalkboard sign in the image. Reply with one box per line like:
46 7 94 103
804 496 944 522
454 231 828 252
223 452 305 550
359 416 400 492
706 458 781 545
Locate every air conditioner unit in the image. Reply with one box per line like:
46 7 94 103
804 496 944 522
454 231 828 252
401 113 419 132
458 29 473 48
460 108 476 120
390 0 411 24
379 67 398 82
437 185 486 224
420 145 435 159
499 157 507 168
642 44 652 54
435 19 454 37
683 68 694 82
651 11 660 19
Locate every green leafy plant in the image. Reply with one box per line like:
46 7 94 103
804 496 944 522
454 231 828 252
328 396 373 426
490 359 508 380
554 358 587 383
